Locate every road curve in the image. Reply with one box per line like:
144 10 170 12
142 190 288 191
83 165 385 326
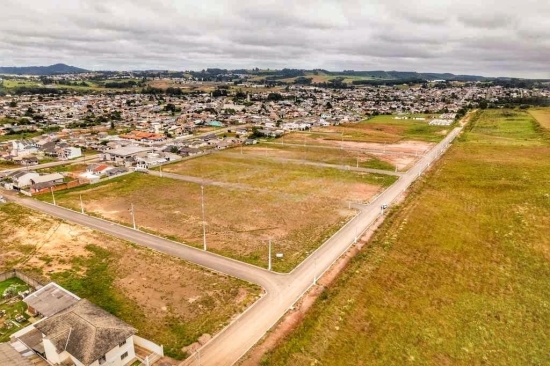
3 126 462 365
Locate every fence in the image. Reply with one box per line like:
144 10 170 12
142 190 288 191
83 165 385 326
134 335 164 357
31 179 85 195
0 269 44 290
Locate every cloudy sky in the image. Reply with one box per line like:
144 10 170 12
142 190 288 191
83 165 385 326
0 0 549 78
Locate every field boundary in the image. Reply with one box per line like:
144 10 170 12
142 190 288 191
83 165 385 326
0 269 44 290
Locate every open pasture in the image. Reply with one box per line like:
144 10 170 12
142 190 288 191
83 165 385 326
264 109 550 365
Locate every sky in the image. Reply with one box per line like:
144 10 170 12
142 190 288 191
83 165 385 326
0 0 549 78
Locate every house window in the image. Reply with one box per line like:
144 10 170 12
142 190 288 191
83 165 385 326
121 351 128 360
99 355 106 365
119 339 126 347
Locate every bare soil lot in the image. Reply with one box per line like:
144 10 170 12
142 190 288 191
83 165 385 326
0 203 259 359
278 133 432 170
38 172 375 271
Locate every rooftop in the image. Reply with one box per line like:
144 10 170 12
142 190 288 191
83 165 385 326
106 145 151 157
23 282 80 317
0 343 33 366
34 299 137 365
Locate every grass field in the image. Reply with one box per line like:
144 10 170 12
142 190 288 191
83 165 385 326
240 143 397 171
38 164 391 271
321 115 451 144
0 160 18 171
0 203 259 359
529 108 550 130
163 152 396 197
0 131 43 142
263 109 550 365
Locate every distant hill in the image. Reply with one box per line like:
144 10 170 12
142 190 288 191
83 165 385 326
337 70 488 82
0 63 88 75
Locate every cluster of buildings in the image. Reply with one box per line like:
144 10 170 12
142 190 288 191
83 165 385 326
0 82 547 173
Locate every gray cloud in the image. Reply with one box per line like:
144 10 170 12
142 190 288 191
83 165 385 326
0 0 548 78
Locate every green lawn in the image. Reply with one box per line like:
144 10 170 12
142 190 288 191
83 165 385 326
0 278 30 342
264 109 550 365
0 131 43 142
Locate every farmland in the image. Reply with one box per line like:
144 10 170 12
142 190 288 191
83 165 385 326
0 203 260 359
263 109 550 365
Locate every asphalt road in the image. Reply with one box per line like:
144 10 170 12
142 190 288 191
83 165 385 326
3 126 462 365
0 154 99 174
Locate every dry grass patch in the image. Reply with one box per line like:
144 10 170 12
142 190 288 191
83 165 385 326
0 203 260 359
264 110 550 365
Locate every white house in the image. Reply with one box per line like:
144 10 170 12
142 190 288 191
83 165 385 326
11 140 38 157
57 147 82 160
7 171 40 189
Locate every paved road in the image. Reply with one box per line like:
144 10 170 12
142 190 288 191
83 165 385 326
0 155 99 174
2 126 462 366
222 152 404 176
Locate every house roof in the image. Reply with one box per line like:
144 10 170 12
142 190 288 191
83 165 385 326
30 173 64 184
0 343 33 366
106 146 150 157
34 299 137 365
23 282 80 317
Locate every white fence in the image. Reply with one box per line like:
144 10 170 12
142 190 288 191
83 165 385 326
134 335 164 356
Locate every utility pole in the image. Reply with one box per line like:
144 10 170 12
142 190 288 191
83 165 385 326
80 194 84 214
50 187 56 206
201 185 206 251
268 239 272 271
130 204 136 230
160 164 163 177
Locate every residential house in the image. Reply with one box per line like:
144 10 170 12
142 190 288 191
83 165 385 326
100 146 151 167
11 140 38 157
29 173 64 192
32 299 137 366
11 283 164 366
57 147 82 161
6 171 40 189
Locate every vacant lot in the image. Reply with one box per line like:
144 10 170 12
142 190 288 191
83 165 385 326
278 130 431 170
0 203 259 359
0 161 18 171
293 115 449 144
239 143 397 171
529 108 550 130
264 109 550 365
38 166 388 271
163 152 395 198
